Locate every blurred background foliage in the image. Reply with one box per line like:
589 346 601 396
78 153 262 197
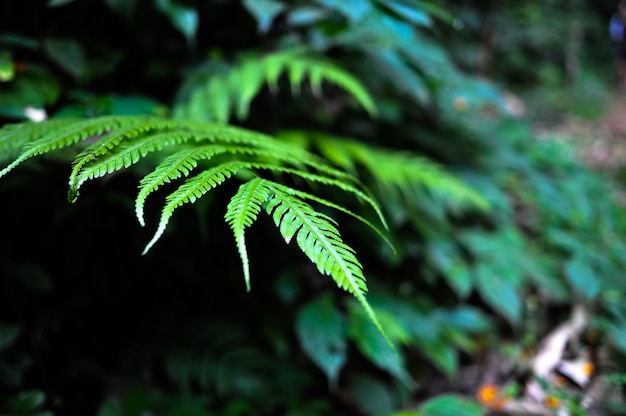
1 0 626 415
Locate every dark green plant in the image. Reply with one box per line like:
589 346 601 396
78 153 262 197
1 0 625 415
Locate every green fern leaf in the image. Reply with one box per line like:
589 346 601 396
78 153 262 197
0 115 395 343
311 133 489 210
68 118 184 192
286 57 307 95
0 118 77 160
0 116 134 178
268 181 395 253
134 143 334 227
143 161 249 254
136 145 233 226
234 59 267 120
224 178 272 291
69 131 193 201
175 49 377 122
256 164 387 230
301 58 377 115
266 187 391 345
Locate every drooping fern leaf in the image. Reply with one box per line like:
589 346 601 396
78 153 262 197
265 186 390 345
174 49 378 123
0 116 135 178
70 131 193 200
0 116 393 343
283 131 489 210
0 118 77 161
143 161 249 254
135 145 233 226
224 178 272 291
267 181 394 252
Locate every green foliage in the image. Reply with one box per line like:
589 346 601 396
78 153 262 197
174 49 378 123
0 115 394 341
295 294 346 388
389 394 485 416
1 0 625 415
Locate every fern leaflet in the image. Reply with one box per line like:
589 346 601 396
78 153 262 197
143 161 249 254
268 181 394 253
175 49 377 123
306 132 489 210
69 131 193 200
0 116 135 178
136 145 233 226
266 187 391 345
224 178 272 291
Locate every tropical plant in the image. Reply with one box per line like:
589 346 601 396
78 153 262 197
1 0 625 415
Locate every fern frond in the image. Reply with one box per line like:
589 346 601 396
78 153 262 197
0 116 135 178
133 143 353 226
0 116 395 342
0 118 77 160
224 178 272 291
311 133 489 210
142 161 249 254
254 164 388 230
266 187 391 345
136 145 233 226
175 49 377 123
268 182 395 253
69 131 193 201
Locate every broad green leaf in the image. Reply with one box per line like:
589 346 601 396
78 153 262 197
426 239 472 297
565 257 600 300
474 264 522 326
43 38 86 79
418 340 458 376
314 0 372 22
154 0 198 45
437 307 492 333
417 395 484 416
447 263 473 298
167 5 199 45
378 0 432 26
296 294 347 388
347 301 412 386
0 325 20 352
286 7 329 26
96 398 121 416
350 374 396 415
243 0 285 33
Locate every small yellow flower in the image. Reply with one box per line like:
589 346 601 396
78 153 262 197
582 362 594 376
544 396 560 408
477 384 508 410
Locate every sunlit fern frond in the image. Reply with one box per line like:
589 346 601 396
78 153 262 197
265 186 390 345
284 131 489 210
0 116 138 178
0 116 390 341
174 49 377 123
224 178 272 291
143 160 250 254
267 181 394 252
0 118 78 160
